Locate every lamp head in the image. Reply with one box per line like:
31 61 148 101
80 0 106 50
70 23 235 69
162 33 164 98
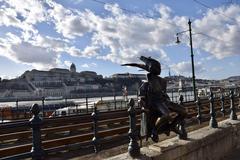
176 35 181 44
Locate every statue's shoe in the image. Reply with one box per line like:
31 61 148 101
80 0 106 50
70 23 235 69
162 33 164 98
157 123 170 136
151 134 159 143
170 124 188 140
164 128 170 136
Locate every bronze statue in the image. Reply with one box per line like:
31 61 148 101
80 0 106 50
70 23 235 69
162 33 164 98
122 56 187 142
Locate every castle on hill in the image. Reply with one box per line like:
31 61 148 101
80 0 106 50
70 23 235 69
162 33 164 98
0 63 144 100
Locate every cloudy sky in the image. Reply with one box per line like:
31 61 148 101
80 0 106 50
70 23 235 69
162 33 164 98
0 0 239 80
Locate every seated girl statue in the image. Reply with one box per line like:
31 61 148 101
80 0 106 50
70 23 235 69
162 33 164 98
122 56 187 142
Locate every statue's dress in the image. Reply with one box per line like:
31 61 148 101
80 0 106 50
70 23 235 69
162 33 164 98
139 73 187 140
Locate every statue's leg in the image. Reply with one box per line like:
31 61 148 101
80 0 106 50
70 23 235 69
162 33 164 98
155 116 170 136
167 102 187 139
147 112 158 142
154 102 172 137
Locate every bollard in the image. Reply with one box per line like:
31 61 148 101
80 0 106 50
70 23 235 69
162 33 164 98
196 97 202 124
209 92 218 128
29 104 44 159
41 97 45 118
128 98 140 158
92 104 99 153
220 93 225 117
86 96 88 113
230 90 237 120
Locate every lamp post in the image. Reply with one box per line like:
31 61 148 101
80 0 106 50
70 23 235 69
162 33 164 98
176 19 197 101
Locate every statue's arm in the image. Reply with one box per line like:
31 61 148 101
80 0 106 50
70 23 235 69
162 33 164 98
139 81 149 112
162 78 170 100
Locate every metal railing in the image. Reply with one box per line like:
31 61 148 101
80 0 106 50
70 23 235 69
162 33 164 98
0 90 198 123
0 90 239 159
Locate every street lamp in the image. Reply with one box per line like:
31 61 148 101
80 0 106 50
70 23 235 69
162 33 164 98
176 19 197 101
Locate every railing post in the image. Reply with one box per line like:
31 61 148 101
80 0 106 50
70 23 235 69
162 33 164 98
86 96 88 113
75 104 77 114
179 95 184 105
128 98 140 158
114 94 116 110
230 90 237 120
184 91 187 102
238 93 240 108
209 92 218 128
92 104 99 153
220 93 225 117
178 95 187 139
1 108 3 122
41 97 45 118
65 97 67 107
16 99 19 119
29 104 44 159
196 97 202 124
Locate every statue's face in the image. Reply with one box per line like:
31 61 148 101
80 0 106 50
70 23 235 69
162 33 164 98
147 59 161 75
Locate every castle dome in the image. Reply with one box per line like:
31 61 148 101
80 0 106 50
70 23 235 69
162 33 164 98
70 63 76 72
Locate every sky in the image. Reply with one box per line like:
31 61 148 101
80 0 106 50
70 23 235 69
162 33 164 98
0 0 239 80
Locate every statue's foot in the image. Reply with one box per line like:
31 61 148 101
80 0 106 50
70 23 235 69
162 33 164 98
178 124 188 140
164 128 170 136
151 134 159 142
151 128 159 142
171 124 187 140
178 132 187 140
157 121 171 137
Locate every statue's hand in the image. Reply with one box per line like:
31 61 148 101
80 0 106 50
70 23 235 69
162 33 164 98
141 107 149 113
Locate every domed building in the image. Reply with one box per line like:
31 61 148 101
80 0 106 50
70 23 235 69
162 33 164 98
70 63 76 73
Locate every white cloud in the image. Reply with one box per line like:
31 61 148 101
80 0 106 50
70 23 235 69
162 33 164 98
32 35 68 53
0 75 16 80
64 60 72 68
81 64 89 68
0 34 60 70
171 61 206 76
0 0 47 40
4 0 47 24
155 4 172 19
193 5 240 59
211 66 223 72
81 62 97 68
0 0 239 73
46 1 92 39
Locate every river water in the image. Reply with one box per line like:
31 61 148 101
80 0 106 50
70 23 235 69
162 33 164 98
0 91 194 108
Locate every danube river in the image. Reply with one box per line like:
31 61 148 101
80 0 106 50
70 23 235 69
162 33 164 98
0 91 194 108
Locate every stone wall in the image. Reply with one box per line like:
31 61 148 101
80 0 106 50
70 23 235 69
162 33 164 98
107 116 240 160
